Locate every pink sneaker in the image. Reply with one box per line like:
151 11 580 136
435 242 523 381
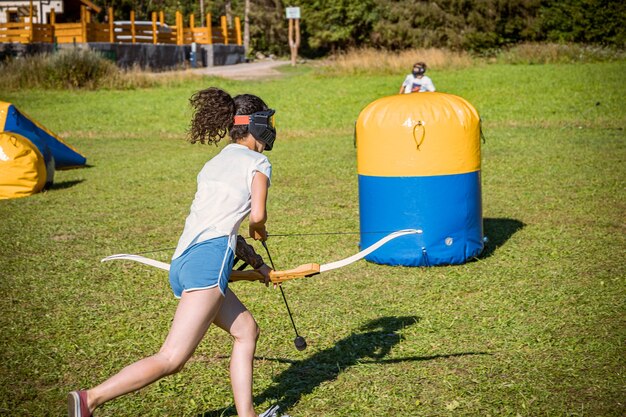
68 390 91 417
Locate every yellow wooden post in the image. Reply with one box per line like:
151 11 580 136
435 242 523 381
130 10 136 43
206 13 212 44
174 12 177 44
86 7 92 40
29 0 34 41
80 5 87 42
189 14 195 43
50 8 56 43
151 11 157 44
176 11 182 45
108 7 114 43
159 11 164 26
220 15 228 45
234 16 242 46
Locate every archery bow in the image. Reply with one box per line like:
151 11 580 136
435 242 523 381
100 229 422 283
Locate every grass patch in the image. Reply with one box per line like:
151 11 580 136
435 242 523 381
0 61 625 416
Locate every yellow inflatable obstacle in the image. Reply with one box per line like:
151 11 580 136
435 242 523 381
0 102 86 199
0 132 49 199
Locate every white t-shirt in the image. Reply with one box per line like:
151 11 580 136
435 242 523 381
402 74 436 93
172 143 272 260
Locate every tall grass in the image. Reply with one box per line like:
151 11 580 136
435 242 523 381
316 47 475 76
315 43 626 76
496 42 626 64
0 49 119 90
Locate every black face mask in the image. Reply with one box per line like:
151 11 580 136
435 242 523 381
413 67 425 77
233 109 277 150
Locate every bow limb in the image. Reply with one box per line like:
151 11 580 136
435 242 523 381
101 254 268 282
101 254 171 271
100 254 316 284
319 229 421 273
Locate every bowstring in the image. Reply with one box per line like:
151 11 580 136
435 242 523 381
128 230 404 255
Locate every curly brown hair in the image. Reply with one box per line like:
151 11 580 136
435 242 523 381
187 87 269 145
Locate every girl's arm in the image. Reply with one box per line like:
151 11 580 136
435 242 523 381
399 75 409 94
249 171 269 241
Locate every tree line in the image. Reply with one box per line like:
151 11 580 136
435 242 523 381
96 0 625 56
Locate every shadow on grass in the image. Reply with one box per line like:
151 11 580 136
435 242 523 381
481 217 525 259
41 164 93 192
44 179 85 191
199 315 489 416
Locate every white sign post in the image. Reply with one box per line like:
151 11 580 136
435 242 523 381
286 7 301 66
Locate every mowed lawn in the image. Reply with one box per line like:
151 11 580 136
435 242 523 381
0 61 624 416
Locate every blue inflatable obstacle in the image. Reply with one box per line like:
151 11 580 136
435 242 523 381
356 92 484 266
0 101 86 199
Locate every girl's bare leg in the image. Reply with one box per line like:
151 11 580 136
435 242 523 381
213 290 260 417
85 287 225 412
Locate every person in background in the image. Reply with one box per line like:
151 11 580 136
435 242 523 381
399 62 436 94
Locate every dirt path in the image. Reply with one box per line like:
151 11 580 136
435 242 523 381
191 59 291 80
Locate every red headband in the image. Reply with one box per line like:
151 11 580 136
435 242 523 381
233 115 250 125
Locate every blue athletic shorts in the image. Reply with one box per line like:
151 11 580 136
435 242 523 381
169 236 234 298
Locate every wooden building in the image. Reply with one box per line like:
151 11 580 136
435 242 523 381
0 0 100 24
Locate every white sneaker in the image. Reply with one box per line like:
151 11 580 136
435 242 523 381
259 404 280 417
259 404 292 417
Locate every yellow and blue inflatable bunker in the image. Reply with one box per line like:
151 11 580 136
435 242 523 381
0 101 86 199
356 92 483 266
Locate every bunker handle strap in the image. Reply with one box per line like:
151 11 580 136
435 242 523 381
412 121 425 150
422 247 431 267
479 118 486 144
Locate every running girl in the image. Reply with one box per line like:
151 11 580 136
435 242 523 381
69 87 279 417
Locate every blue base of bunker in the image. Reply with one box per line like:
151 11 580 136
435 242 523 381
359 171 483 266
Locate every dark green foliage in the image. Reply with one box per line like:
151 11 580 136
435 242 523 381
93 0 625 55
539 0 626 46
297 0 378 54
248 0 288 56
353 0 545 52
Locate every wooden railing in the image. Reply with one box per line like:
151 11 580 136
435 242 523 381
0 22 55 43
54 23 84 43
0 10 242 46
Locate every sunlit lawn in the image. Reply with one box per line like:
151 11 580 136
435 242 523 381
0 61 624 416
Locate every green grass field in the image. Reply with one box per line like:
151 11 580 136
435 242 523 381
1 61 625 416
